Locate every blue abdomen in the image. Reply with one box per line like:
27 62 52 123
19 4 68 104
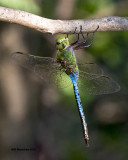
69 72 89 145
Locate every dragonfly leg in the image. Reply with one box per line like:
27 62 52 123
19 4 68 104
70 26 89 46
71 27 89 48
73 25 99 50
77 25 89 44
70 27 80 46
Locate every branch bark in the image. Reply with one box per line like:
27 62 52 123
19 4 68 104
0 6 128 34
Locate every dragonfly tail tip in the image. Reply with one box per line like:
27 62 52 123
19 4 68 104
85 137 89 147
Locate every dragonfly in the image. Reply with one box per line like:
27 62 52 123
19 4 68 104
12 26 120 146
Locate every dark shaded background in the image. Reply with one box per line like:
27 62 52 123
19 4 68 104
0 0 128 160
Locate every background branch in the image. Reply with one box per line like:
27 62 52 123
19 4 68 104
0 6 128 34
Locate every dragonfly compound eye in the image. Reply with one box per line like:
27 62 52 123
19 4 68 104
56 41 60 45
62 43 66 48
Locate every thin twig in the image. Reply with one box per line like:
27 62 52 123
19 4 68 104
0 6 128 34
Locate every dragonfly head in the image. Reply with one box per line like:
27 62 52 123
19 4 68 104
56 37 69 51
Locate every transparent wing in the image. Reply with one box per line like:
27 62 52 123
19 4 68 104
76 50 103 75
78 62 104 75
12 52 120 93
79 70 120 95
12 52 57 72
12 52 72 88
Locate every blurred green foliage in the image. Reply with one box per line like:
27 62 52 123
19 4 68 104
0 0 41 14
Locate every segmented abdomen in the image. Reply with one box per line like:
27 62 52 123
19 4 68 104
69 72 89 146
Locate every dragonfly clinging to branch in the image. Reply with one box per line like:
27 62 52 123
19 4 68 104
12 26 120 147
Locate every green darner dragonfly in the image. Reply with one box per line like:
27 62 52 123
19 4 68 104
12 26 120 146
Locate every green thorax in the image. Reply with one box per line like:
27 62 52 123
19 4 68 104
56 37 78 75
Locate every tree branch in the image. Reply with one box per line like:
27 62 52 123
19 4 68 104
0 6 128 34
